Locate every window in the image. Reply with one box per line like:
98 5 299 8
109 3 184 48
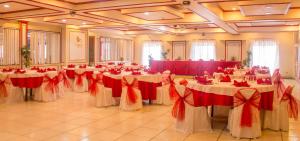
251 39 279 73
142 41 162 66
98 37 133 62
29 31 60 64
0 28 19 65
190 40 216 61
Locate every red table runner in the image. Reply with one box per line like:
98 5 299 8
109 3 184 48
150 60 241 75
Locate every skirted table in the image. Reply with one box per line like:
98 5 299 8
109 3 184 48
150 60 241 75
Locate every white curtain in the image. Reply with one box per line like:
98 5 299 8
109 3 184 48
142 41 162 66
30 31 60 64
251 39 279 73
99 37 133 61
0 28 19 65
190 40 216 61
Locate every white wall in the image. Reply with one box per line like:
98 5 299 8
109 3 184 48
134 32 297 78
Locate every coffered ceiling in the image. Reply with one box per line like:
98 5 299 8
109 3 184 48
0 0 299 35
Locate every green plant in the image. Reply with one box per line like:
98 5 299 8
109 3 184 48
242 50 252 67
119 57 124 61
161 49 170 60
21 46 31 68
230 56 236 61
148 55 153 67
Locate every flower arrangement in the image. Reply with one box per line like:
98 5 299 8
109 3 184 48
242 50 252 67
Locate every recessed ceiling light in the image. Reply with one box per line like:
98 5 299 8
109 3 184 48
3 4 10 8
62 19 67 22
144 12 149 15
232 7 237 10
82 22 86 25
265 12 271 15
266 6 271 8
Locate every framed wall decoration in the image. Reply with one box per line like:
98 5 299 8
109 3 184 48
69 31 86 62
172 41 186 60
225 40 242 61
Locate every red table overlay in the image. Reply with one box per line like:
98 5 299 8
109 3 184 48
138 81 162 100
10 77 44 88
190 89 273 110
66 70 75 79
150 60 241 75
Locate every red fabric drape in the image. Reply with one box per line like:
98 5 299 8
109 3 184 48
233 88 260 127
0 77 8 97
75 72 86 87
66 70 75 79
58 71 71 88
172 87 194 121
102 75 122 97
281 86 298 120
88 73 103 96
122 77 138 105
43 75 59 94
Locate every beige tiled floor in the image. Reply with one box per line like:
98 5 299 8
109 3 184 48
0 79 299 141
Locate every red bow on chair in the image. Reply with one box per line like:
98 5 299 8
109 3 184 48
281 86 298 120
88 73 103 96
58 71 71 88
168 75 179 100
75 72 86 87
234 89 260 127
172 87 194 121
122 77 138 105
273 69 285 99
0 77 9 97
43 75 59 94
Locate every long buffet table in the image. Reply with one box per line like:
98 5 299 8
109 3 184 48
150 60 241 75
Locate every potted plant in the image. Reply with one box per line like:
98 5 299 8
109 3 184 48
21 46 31 68
242 50 252 67
148 55 153 67
230 56 236 61
161 49 170 60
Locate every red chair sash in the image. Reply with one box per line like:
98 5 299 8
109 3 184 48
122 77 138 105
172 87 194 121
43 75 59 94
75 72 86 87
88 73 103 96
0 77 9 97
166 75 178 100
273 70 285 99
233 88 260 127
281 86 298 120
58 71 71 88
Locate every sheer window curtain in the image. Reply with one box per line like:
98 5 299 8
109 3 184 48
99 37 133 62
190 40 216 61
30 31 60 64
251 39 279 73
142 41 162 66
0 28 19 65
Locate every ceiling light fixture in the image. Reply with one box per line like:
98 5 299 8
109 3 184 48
82 22 86 25
3 4 10 8
159 26 166 31
265 12 271 15
266 6 271 8
144 12 149 15
232 7 237 10
62 19 67 22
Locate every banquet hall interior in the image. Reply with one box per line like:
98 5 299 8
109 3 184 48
0 0 300 141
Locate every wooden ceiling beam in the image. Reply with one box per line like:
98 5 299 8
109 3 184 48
176 0 238 34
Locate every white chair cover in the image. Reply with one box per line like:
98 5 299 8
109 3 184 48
0 74 23 103
89 73 116 107
73 68 88 92
173 85 211 134
119 76 142 111
154 72 174 105
263 69 287 130
34 71 60 102
228 88 261 138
